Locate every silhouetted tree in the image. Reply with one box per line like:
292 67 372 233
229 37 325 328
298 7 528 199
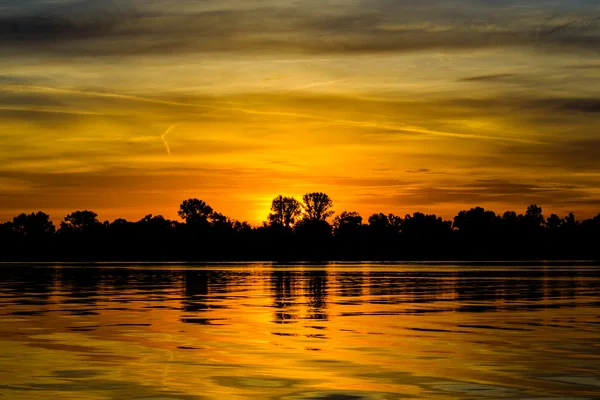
402 212 452 241
502 211 519 222
292 192 334 243
178 199 213 225
11 212 55 238
499 210 523 238
368 213 389 233
268 195 302 228
1 194 600 261
388 213 403 233
59 210 102 236
366 213 402 239
561 212 581 237
333 211 363 238
522 204 545 240
563 212 579 227
453 207 500 239
232 220 253 235
106 218 135 239
210 211 240 237
138 214 175 238
546 214 562 231
525 204 545 227
301 192 334 222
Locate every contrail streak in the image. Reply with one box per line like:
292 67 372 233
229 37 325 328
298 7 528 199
160 123 180 155
216 106 544 145
2 85 216 109
158 111 224 156
0 105 115 116
289 79 346 91
2 84 544 145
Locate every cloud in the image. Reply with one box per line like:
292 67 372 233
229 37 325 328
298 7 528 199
2 75 600 221
0 85 555 144
392 179 600 209
458 74 517 82
349 176 600 219
446 96 600 117
500 138 600 172
542 98 600 113
563 64 600 69
536 15 600 37
323 176 414 188
1 3 599 57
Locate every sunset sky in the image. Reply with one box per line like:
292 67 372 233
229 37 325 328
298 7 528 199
1 0 600 224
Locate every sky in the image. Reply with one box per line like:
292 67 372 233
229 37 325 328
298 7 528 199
1 0 600 225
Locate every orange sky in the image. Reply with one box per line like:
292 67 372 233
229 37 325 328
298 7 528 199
1 1 600 224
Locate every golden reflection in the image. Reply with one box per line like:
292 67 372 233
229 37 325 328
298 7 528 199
0 264 599 399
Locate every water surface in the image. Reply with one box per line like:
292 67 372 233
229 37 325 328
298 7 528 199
0 262 599 399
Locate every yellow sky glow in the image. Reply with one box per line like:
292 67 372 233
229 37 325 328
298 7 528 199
1 1 600 224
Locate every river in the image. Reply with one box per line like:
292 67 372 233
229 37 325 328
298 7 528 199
0 262 599 399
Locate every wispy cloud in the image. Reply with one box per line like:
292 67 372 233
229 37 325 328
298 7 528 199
1 3 599 57
458 74 517 82
0 105 114 116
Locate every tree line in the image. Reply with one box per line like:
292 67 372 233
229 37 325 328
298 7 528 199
1 192 599 261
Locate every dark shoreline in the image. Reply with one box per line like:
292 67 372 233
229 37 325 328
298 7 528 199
3 200 599 263
2 238 598 263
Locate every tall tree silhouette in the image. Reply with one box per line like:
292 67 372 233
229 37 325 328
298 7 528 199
294 192 334 240
268 195 302 227
523 204 545 239
301 192 334 222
